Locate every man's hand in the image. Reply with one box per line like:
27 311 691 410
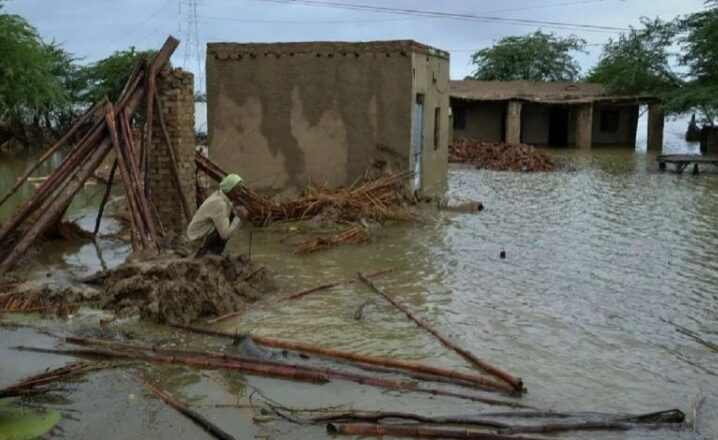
233 205 249 219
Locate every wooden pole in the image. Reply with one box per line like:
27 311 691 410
93 158 118 236
0 137 113 275
65 336 528 408
105 103 146 251
208 268 394 324
136 376 238 440
0 121 106 247
0 100 104 208
326 423 548 439
16 346 330 384
357 272 523 392
167 324 516 395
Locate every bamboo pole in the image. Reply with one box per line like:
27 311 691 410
105 103 146 251
167 324 516 395
0 362 104 397
93 158 118 236
358 272 524 392
118 112 159 244
0 136 114 275
15 346 330 384
208 268 394 324
64 336 528 408
0 121 106 248
153 89 192 222
136 376 237 440
0 100 104 208
326 423 549 439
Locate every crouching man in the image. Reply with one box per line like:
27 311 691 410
187 173 246 257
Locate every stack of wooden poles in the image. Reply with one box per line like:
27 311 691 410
195 151 418 226
0 37 182 276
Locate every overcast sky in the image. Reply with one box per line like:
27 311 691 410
4 0 708 89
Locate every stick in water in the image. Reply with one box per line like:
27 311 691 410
357 272 523 392
136 375 237 440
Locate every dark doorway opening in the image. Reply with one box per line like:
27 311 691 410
548 106 569 146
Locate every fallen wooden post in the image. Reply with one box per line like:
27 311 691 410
208 268 394 324
15 345 330 384
136 375 237 440
0 362 105 398
357 272 523 392
0 100 104 208
326 423 548 439
63 336 528 408
93 158 118 236
167 324 516 395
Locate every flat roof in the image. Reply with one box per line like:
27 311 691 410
450 80 658 104
207 40 449 59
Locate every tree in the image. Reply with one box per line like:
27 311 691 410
468 31 586 81
673 1 718 123
586 18 680 97
78 47 156 105
0 2 69 146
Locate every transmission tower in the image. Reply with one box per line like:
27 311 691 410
181 0 204 93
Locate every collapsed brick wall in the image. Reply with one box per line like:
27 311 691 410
147 67 197 237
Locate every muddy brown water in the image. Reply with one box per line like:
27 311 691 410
1 120 717 439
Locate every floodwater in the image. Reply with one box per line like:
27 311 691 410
1 116 717 439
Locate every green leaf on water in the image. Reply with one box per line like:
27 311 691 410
0 400 61 440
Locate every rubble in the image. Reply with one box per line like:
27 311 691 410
82 252 276 323
196 152 421 226
449 138 558 172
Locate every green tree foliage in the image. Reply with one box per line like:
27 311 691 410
468 31 586 81
673 1 718 123
0 2 68 139
586 18 680 96
79 47 156 105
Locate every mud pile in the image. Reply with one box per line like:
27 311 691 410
450 138 558 172
82 253 276 323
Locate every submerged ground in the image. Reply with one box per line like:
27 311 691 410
1 118 717 439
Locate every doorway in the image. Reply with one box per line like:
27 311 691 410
411 94 424 192
548 106 569 146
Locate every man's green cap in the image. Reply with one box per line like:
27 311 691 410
219 174 243 193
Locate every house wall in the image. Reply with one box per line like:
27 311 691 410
591 104 639 146
206 44 415 193
451 101 505 142
412 52 450 195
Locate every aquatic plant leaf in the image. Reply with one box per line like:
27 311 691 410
0 400 61 440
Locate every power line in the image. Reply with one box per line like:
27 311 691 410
85 0 175 60
249 0 631 33
203 0 610 25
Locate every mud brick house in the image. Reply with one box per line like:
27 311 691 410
450 80 663 150
206 40 450 195
701 126 718 155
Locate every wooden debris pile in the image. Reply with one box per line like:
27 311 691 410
0 37 182 276
196 152 419 226
450 138 558 172
292 225 370 254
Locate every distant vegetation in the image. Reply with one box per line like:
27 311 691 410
1 0 716 149
468 1 718 124
0 0 155 149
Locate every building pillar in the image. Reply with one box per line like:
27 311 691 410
575 103 593 149
147 67 197 237
647 103 664 152
505 101 522 144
